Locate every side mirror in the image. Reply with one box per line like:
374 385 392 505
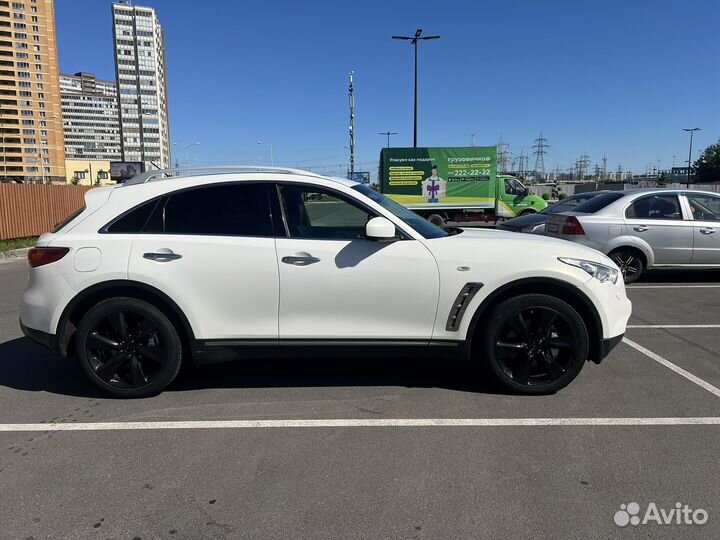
366 216 396 241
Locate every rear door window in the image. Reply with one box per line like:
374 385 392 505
626 195 683 220
164 183 273 236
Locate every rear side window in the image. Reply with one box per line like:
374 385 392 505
626 195 682 220
164 183 272 236
106 199 159 233
571 192 624 214
105 183 273 236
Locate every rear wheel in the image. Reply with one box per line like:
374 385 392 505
609 248 644 284
481 294 589 394
75 297 183 398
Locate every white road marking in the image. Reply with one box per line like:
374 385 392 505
626 285 720 289
627 324 720 329
0 417 719 432
623 337 720 399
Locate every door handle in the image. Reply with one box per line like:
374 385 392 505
281 256 321 266
633 225 649 232
699 228 716 235
143 252 182 262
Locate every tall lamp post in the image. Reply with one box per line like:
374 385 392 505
379 131 398 148
257 141 274 166
682 128 701 188
392 29 440 148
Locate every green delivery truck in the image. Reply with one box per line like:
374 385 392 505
379 146 547 226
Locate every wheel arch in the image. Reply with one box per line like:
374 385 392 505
465 277 605 364
606 237 653 268
55 280 196 359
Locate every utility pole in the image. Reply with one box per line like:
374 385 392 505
348 71 356 180
379 131 398 148
682 127 701 188
601 153 608 181
532 131 548 179
497 134 510 173
392 29 440 148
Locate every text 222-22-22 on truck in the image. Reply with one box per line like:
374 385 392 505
379 146 546 226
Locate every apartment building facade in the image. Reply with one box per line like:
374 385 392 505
111 2 170 171
0 0 65 182
60 72 121 161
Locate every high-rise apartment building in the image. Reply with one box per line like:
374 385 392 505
111 2 170 171
60 72 121 161
0 0 65 182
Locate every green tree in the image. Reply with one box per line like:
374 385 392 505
693 139 720 183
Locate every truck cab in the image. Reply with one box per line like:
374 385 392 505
497 175 547 218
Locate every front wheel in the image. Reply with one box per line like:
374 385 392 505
481 294 589 394
75 297 183 398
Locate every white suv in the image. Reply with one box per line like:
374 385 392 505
20 167 631 398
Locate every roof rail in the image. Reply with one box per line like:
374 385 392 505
121 165 326 186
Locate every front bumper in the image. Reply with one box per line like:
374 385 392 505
594 333 624 363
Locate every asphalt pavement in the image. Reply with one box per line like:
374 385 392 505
1 259 719 539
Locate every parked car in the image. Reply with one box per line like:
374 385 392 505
544 189 720 283
498 191 609 234
20 167 631 397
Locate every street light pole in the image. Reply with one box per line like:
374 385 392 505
392 29 440 148
379 131 398 148
682 128 701 188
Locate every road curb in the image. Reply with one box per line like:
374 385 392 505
0 247 30 262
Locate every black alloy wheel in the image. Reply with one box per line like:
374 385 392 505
483 294 589 394
76 298 182 398
610 249 644 284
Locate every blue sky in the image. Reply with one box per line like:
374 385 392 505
56 0 719 176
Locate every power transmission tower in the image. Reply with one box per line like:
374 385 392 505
517 149 528 178
497 135 510 173
576 154 590 181
532 131 548 178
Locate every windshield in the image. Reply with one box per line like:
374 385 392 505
353 185 449 239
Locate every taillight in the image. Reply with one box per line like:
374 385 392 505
561 216 585 235
28 247 70 268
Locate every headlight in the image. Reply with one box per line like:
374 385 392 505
558 257 619 284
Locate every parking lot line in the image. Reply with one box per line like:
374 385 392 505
626 285 720 289
0 417 719 432
627 324 720 328
622 337 720 399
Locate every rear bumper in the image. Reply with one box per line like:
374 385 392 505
594 333 624 364
20 319 58 353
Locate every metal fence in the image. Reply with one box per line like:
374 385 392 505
0 184 93 240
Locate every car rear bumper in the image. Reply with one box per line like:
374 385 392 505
20 319 58 354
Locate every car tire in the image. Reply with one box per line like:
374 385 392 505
427 214 445 227
609 249 644 284
481 294 589 395
75 297 183 398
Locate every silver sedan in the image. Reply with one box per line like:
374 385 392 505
544 189 720 283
